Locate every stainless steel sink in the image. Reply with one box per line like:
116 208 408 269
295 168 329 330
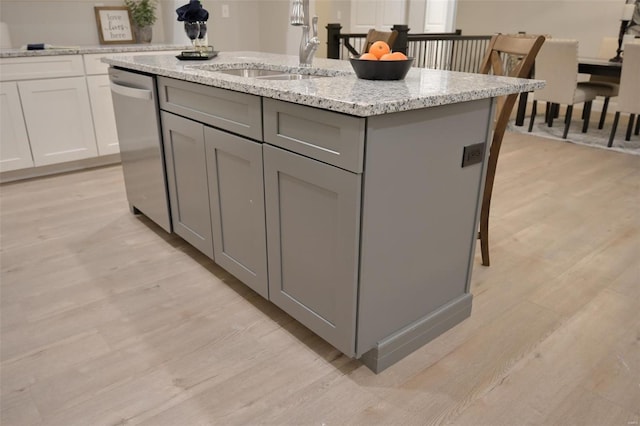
217 68 286 78
214 67 329 80
190 64 340 80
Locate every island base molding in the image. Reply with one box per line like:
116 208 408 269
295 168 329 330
361 293 473 373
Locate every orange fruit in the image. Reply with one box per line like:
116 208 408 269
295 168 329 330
380 51 408 61
368 41 391 59
359 52 378 60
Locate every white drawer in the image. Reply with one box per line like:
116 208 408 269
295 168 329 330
0 55 84 81
83 53 111 75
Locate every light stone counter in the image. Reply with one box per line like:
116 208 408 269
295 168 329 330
103 50 544 117
0 44 189 58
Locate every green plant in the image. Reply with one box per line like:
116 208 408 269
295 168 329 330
124 0 157 27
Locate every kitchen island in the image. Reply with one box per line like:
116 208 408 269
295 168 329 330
103 51 543 372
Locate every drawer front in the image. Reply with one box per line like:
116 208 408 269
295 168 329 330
0 55 84 81
158 77 262 141
263 98 365 173
83 53 110 75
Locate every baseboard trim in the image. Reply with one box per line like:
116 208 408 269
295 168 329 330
360 293 473 373
0 154 121 184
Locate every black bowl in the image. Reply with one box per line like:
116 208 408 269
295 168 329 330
349 56 414 80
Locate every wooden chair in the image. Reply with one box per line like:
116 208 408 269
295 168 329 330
476 33 546 266
527 39 598 139
608 43 640 146
362 29 398 54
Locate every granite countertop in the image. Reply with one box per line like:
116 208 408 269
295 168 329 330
0 44 189 58
103 51 545 117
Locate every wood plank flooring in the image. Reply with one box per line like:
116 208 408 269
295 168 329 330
1 131 639 425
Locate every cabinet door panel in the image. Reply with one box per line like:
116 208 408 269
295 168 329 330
263 144 361 356
0 82 33 172
205 126 268 298
18 77 97 166
161 111 214 259
87 75 119 155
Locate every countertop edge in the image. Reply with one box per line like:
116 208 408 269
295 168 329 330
103 52 545 117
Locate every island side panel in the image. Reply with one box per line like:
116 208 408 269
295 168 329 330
356 98 493 358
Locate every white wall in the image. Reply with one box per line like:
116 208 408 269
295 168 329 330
456 0 625 57
2 0 623 58
0 0 164 48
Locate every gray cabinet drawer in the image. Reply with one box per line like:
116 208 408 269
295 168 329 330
263 98 365 173
157 77 262 141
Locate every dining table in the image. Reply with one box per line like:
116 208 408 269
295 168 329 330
513 57 623 126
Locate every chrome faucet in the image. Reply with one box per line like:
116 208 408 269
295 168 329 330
290 0 320 67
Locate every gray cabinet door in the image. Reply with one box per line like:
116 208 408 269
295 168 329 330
161 111 214 259
204 126 268 299
263 144 361 357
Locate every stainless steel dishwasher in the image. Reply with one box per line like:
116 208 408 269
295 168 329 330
109 67 172 232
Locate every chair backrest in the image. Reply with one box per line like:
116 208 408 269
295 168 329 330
362 29 398 54
533 39 581 105
478 34 545 135
597 37 619 59
476 33 544 227
618 43 640 114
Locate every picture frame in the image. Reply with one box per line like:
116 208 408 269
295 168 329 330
94 6 135 44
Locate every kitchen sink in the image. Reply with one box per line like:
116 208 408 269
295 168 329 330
216 68 328 80
189 64 347 80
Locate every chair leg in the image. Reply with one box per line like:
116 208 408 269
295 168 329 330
544 102 551 123
608 111 620 147
598 97 610 129
548 104 557 127
479 203 490 267
626 114 636 141
563 105 573 139
528 100 537 132
635 115 640 136
582 101 592 133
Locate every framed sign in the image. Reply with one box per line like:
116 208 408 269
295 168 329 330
94 7 135 44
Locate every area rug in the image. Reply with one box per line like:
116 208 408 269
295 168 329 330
507 116 640 156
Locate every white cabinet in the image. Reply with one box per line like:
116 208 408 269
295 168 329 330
87 75 119 155
0 50 181 177
18 77 97 166
0 82 33 172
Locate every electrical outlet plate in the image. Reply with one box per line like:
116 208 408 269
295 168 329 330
222 4 229 18
461 143 485 168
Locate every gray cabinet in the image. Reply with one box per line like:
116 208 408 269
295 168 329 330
152 77 491 372
263 144 362 357
204 126 268 299
161 111 214 259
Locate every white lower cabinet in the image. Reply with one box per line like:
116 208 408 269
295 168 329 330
18 77 97 166
0 82 33 172
86 75 119 155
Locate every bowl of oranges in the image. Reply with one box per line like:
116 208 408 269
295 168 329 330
350 41 414 80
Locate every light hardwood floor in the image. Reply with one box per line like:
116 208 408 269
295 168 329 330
1 131 638 426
